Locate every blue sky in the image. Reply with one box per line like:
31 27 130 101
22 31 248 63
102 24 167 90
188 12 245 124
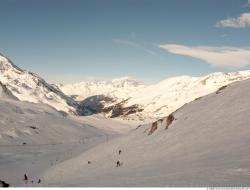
0 0 250 84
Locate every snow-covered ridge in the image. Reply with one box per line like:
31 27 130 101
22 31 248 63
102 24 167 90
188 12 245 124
0 53 77 114
123 70 250 120
60 70 250 121
60 76 145 101
0 81 17 99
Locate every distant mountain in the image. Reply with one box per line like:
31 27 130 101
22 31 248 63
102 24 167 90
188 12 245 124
60 71 250 122
59 76 144 101
123 71 250 121
0 53 78 114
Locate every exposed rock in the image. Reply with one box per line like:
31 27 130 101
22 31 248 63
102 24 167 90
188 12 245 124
165 113 175 129
148 121 157 135
216 85 227 94
78 95 144 118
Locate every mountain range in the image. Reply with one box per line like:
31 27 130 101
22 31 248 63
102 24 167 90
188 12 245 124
60 70 250 122
2 53 250 123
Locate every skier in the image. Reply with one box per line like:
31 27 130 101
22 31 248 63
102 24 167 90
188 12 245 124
118 150 122 155
116 161 121 167
23 174 28 185
37 179 41 184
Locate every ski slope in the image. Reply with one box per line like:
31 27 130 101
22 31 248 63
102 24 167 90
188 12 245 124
0 76 134 186
42 79 250 187
70 115 135 134
0 82 131 186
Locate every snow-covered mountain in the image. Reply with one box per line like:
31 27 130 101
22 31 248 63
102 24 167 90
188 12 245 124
60 71 250 122
43 78 250 186
59 76 144 101
2 52 250 123
123 71 250 120
0 62 110 145
0 53 78 114
0 81 17 100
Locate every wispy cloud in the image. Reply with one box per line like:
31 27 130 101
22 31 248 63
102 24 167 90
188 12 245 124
244 0 250 7
159 44 250 68
112 38 156 55
215 13 250 28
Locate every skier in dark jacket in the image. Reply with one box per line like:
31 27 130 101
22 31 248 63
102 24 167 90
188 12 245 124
23 174 28 185
116 161 121 167
118 150 122 155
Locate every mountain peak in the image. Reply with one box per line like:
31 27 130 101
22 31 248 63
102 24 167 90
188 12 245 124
110 76 142 87
0 53 23 73
0 53 78 114
111 76 133 82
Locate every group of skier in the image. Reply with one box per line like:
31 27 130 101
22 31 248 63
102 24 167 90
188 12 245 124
87 149 123 168
116 149 122 167
21 149 123 186
23 174 41 186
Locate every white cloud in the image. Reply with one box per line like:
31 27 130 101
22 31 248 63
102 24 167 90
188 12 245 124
215 13 250 28
159 44 250 68
112 38 156 55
